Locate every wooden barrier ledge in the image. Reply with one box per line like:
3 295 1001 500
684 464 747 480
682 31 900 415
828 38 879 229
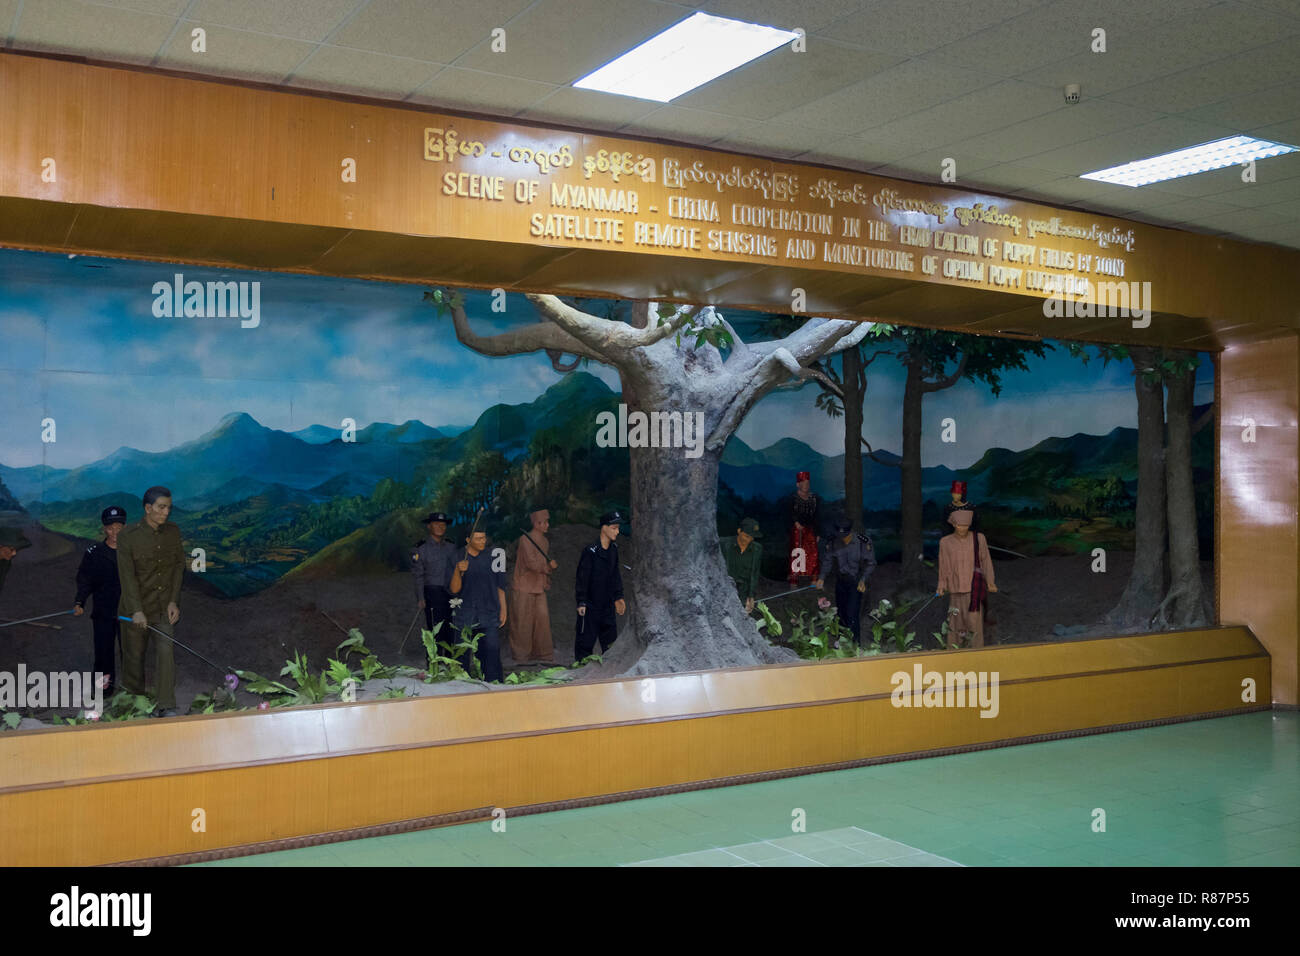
0 626 1270 866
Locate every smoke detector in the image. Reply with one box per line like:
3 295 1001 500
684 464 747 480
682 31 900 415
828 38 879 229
1064 83 1081 105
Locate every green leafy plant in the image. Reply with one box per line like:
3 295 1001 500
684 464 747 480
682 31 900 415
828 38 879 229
1 711 21 731
419 623 487 683
503 667 572 685
333 628 396 684
787 606 857 660
281 651 330 703
101 691 157 721
424 287 466 320
237 649 332 707
443 626 485 681
755 601 783 638
187 684 241 715
377 685 410 699
52 712 94 726
571 654 602 668
864 597 925 653
932 616 953 650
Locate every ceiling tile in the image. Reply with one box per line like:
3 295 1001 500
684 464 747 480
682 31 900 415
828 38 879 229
963 162 1072 191
695 0 868 34
923 0 1135 76
673 41 903 121
156 22 317 82
519 87 660 130
1238 0 1300 21
1182 79 1300 133
287 44 441 99
186 0 359 44
0 0 21 38
725 124 847 160
618 105 754 146
858 80 1062 155
409 67 557 115
820 0 1045 58
12 0 174 62
957 99 1163 165
1209 172 1300 210
1130 196 1246 225
450 0 687 86
1251 118 1300 147
1178 205 1295 230
1016 49 1192 101
1262 196 1300 221
765 57 1005 133
1159 0 1300 55
91 0 188 14
329 0 533 63
791 144 885 172
1018 176 1192 211
867 148 1002 184
1104 36 1300 114
1021 115 1240 173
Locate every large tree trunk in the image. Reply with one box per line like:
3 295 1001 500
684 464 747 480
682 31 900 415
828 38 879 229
1160 358 1208 626
596 411 796 677
898 358 926 592
1108 347 1166 628
448 294 867 677
842 347 864 531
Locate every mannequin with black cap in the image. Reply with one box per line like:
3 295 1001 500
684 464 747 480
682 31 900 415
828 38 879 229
412 511 456 642
74 506 128 696
574 510 626 661
816 517 876 645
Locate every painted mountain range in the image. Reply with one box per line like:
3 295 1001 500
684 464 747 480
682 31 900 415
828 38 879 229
2 372 1209 596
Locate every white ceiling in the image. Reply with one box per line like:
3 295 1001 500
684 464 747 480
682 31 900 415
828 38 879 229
5 0 1300 249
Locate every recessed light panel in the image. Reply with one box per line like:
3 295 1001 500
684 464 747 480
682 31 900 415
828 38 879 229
573 12 798 102
1080 136 1298 187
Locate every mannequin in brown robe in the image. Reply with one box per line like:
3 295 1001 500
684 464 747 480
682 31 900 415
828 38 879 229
510 509 558 663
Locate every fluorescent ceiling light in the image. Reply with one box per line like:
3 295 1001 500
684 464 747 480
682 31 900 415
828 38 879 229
1080 136 1298 187
573 12 798 102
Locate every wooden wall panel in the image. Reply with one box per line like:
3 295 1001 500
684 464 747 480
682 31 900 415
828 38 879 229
0 628 1269 865
1219 338 1299 705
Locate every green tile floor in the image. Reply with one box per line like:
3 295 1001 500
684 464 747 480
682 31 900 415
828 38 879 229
200 711 1298 867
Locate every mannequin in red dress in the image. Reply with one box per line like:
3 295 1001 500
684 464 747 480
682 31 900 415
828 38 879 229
786 470 821 586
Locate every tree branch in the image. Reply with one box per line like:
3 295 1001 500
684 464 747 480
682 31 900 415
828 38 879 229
525 293 640 356
447 300 606 363
751 317 870 367
707 322 869 450
545 350 582 372
861 347 896 370
920 351 970 393
525 294 697 354
861 436 901 468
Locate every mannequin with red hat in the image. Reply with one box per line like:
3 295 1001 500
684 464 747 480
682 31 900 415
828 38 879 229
785 470 821 586
944 480 975 527
936 508 997 648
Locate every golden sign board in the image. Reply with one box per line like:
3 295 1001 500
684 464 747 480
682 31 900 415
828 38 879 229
0 51 1296 331
416 118 1157 315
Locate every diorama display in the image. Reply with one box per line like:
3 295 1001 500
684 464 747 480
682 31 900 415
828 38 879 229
0 248 1215 725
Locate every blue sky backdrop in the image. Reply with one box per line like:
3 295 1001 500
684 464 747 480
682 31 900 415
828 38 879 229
0 247 1213 471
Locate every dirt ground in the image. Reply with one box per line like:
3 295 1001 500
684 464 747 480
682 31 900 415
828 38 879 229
0 520 1213 715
